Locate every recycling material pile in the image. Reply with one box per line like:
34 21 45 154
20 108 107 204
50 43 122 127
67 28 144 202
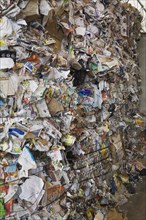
0 0 146 219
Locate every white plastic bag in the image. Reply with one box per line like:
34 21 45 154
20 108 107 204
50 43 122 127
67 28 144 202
0 16 13 38
40 0 52 16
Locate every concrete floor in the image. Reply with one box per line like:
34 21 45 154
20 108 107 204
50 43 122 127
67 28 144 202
121 177 146 220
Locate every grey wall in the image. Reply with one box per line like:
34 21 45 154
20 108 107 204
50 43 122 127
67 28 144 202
138 33 146 115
